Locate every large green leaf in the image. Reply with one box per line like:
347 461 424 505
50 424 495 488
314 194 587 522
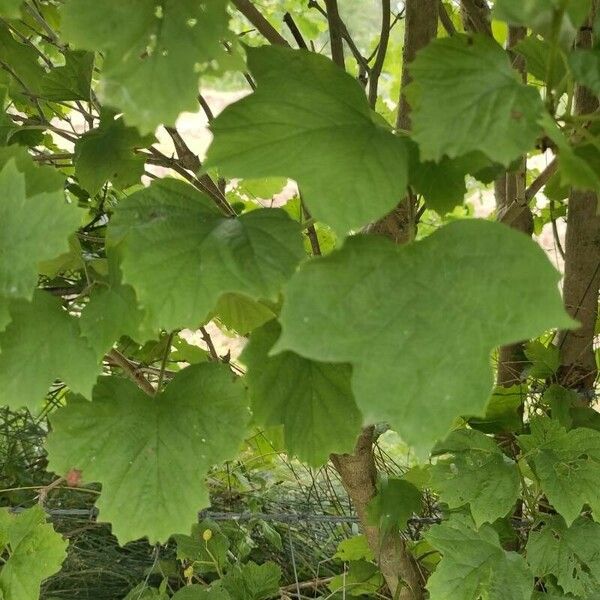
108 179 305 331
60 0 231 133
430 429 520 527
205 45 409 236
40 50 94 102
526 515 600 597
0 291 98 410
519 418 600 524
241 320 362 466
46 363 249 543
0 506 67 600
275 219 573 453
74 113 148 195
494 0 592 47
426 519 533 600
408 35 543 166
0 159 81 299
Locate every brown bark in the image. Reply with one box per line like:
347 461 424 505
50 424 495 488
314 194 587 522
324 0 346 69
496 26 534 388
331 429 425 600
557 5 600 394
332 3 438 597
459 0 492 35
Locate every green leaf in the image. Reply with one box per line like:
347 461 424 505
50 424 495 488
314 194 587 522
430 429 520 527
174 520 230 575
334 535 373 562
526 515 600 597
123 584 169 600
275 220 574 453
46 363 249 543
328 560 384 597
0 0 21 18
0 506 67 600
366 477 422 536
79 283 145 359
514 37 567 89
219 561 282 600
205 45 409 236
0 159 81 299
0 291 98 410
542 384 579 429
60 0 232 134
467 385 524 434
108 179 304 331
425 519 533 600
74 113 148 195
172 586 230 600
569 49 600 96
408 34 543 166
241 320 362 466
493 0 592 47
215 294 276 335
525 340 559 379
0 296 9 332
40 50 94 101
519 418 600 524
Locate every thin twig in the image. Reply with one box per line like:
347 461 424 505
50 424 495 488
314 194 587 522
231 0 289 46
157 332 175 391
368 0 391 108
438 2 457 35
106 349 155 396
283 12 308 49
200 326 220 360
323 0 346 68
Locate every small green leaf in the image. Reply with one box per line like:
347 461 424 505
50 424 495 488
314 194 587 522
109 178 305 331
172 586 230 600
276 220 574 453
205 45 409 235
525 340 559 379
430 429 520 527
60 0 232 133
519 417 600 524
174 520 230 575
40 50 94 101
366 477 422 535
0 506 67 600
409 34 543 166
0 158 81 299
219 561 282 600
0 291 98 410
46 363 249 543
241 320 362 466
328 560 383 597
80 283 145 359
335 535 373 562
426 519 533 600
467 385 524 434
74 113 148 195
215 293 276 335
526 515 600 597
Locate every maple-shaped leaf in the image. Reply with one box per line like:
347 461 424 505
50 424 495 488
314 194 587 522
426 518 533 600
205 45 409 236
46 363 249 543
430 428 520 527
0 158 81 299
241 320 362 466
108 178 305 331
0 291 98 410
526 515 600 597
275 219 574 453
408 34 544 166
0 506 67 600
60 0 232 133
519 418 600 524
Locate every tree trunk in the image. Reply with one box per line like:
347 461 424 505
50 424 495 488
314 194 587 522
557 4 600 395
331 2 438 598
